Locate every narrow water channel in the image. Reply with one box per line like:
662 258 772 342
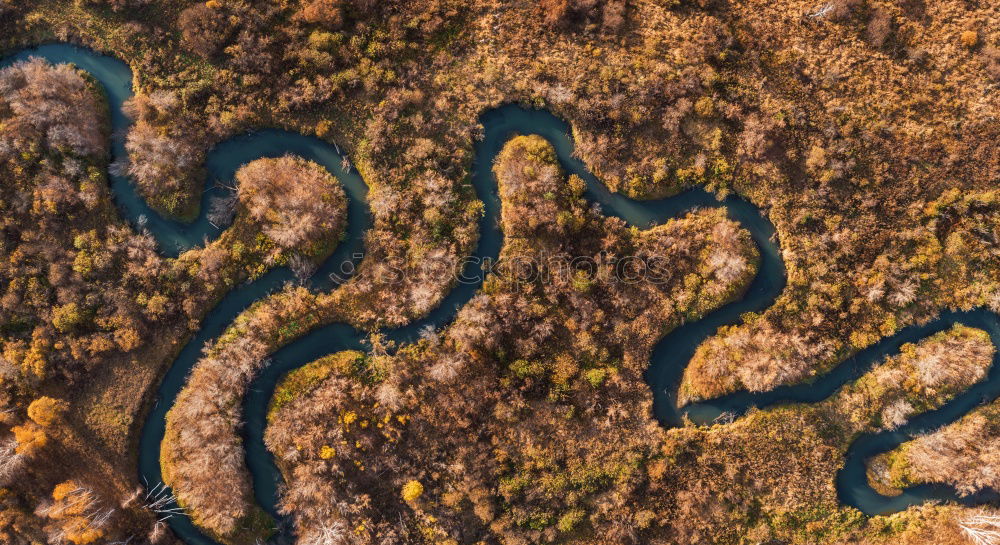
3 42 996 544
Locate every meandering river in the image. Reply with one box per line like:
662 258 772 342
3 43 998 544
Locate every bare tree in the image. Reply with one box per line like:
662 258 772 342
960 512 1000 545
0 437 25 486
289 253 318 283
300 521 351 545
207 190 238 228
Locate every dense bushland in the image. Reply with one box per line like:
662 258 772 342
161 155 348 542
0 57 234 543
165 134 757 542
121 90 202 219
1 0 1000 542
0 57 351 543
825 325 994 434
657 325 993 544
235 155 346 258
0 58 170 386
874 397 1000 497
262 135 758 544
13 0 996 409
161 288 324 544
262 303 994 544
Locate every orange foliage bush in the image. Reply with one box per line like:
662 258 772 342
178 4 229 58
27 396 67 427
45 482 107 545
11 424 46 456
295 0 344 28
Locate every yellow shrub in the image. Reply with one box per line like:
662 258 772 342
52 482 78 502
28 396 67 427
401 480 423 502
960 30 979 48
12 423 47 456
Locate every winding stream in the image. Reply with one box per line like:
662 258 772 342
3 43 998 544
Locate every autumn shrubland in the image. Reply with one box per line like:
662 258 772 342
0 53 347 544
262 134 759 544
161 156 348 543
157 130 759 542
872 396 1000 498
650 325 993 544
0 57 189 542
1 0 1000 543
161 288 325 544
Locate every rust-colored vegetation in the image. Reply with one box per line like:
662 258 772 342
2 0 1000 543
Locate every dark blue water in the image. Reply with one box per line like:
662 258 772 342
3 43 996 543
